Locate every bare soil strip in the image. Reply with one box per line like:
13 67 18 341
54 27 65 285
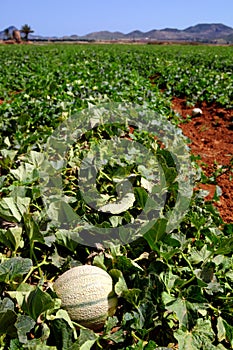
172 97 233 223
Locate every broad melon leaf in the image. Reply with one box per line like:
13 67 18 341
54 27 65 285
144 218 168 250
0 298 17 337
121 288 142 307
189 245 211 265
23 213 45 244
214 235 233 255
51 247 67 268
109 269 128 296
47 200 78 224
217 316 226 342
10 163 37 182
98 192 135 214
55 229 80 252
15 314 36 344
221 318 233 347
22 287 55 321
93 254 107 271
175 331 201 350
175 319 215 350
115 255 143 273
46 309 76 335
0 257 32 283
140 177 153 193
103 315 118 334
9 338 22 349
0 297 15 311
7 283 35 308
0 196 30 223
134 187 148 208
78 328 98 350
0 226 23 252
107 328 126 344
27 150 46 167
162 292 194 329
0 197 22 222
50 318 75 350
13 338 57 349
1 148 17 161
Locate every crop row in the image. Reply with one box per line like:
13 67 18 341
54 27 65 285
0 44 232 349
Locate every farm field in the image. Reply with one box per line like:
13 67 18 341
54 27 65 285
0 43 233 349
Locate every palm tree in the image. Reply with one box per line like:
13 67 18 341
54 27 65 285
20 24 34 41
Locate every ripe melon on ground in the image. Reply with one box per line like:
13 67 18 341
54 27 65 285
54 265 118 330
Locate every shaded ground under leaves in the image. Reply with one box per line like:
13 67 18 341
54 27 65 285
172 97 233 223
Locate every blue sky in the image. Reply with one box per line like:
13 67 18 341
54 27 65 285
1 0 233 37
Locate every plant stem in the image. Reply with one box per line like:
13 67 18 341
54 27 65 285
22 255 49 283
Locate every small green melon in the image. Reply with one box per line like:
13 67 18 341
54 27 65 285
54 265 118 330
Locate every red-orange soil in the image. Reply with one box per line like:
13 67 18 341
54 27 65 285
172 97 233 223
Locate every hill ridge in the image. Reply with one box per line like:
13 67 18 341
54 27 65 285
1 23 233 43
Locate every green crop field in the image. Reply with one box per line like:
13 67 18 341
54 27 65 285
0 43 233 349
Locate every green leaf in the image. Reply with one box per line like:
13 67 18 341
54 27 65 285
47 200 79 224
28 150 46 168
93 254 107 271
175 330 195 350
50 318 75 350
144 218 168 250
109 269 128 296
50 248 67 268
7 283 35 308
0 298 17 336
9 338 23 350
175 319 215 350
162 292 195 329
10 162 37 182
103 315 118 334
22 287 55 321
0 196 30 222
115 255 143 274
0 226 23 252
222 318 233 347
108 328 126 344
99 193 135 214
15 314 36 344
122 288 142 309
1 149 17 162
189 245 211 264
16 338 57 349
0 257 32 283
78 328 98 350
146 342 163 349
134 187 148 208
214 235 233 255
217 316 226 342
46 309 76 336
55 229 80 252
160 270 179 291
23 213 45 244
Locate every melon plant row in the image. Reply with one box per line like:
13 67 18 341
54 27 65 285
0 43 232 349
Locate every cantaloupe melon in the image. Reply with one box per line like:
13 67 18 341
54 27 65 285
53 265 118 330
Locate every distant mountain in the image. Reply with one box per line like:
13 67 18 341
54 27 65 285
225 33 233 43
125 23 233 42
0 25 17 39
125 30 145 39
184 23 232 34
82 31 125 40
183 23 233 39
1 23 233 43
